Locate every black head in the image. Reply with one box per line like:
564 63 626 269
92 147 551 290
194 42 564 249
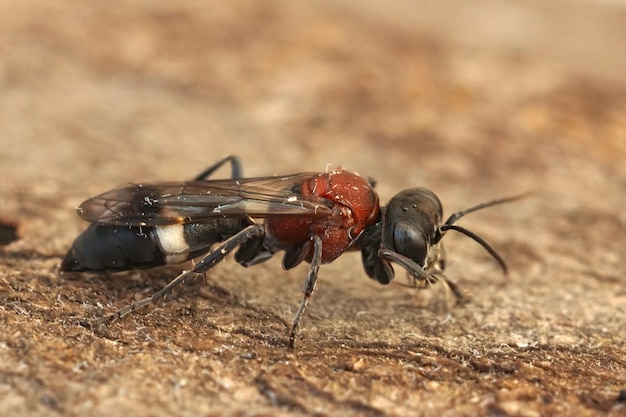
359 187 443 284
381 188 443 268
360 188 525 285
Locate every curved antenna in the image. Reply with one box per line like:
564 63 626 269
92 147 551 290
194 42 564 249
439 224 508 274
436 192 529 274
444 193 529 226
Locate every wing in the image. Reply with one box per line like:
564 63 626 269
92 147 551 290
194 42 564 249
76 173 333 226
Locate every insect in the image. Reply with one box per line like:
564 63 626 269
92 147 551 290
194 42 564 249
62 155 523 348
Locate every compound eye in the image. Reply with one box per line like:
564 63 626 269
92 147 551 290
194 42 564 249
392 220 428 267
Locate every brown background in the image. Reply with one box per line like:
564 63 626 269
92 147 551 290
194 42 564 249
1 1 624 416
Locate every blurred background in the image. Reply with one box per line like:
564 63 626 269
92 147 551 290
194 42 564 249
1 0 623 189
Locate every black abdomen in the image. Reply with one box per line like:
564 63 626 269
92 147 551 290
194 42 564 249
61 224 165 271
61 219 248 272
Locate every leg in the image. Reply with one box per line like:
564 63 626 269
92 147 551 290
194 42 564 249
378 248 429 282
423 243 464 302
382 244 464 303
193 155 244 180
96 224 265 326
288 235 323 349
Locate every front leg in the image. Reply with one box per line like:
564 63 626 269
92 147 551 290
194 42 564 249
421 243 464 302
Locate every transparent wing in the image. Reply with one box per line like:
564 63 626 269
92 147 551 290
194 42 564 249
77 173 333 226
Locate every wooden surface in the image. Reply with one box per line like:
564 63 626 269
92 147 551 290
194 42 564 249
1 1 624 416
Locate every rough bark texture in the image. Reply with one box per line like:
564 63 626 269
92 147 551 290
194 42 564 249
1 1 624 416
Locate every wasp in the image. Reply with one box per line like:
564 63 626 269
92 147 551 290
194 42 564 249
62 155 523 347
